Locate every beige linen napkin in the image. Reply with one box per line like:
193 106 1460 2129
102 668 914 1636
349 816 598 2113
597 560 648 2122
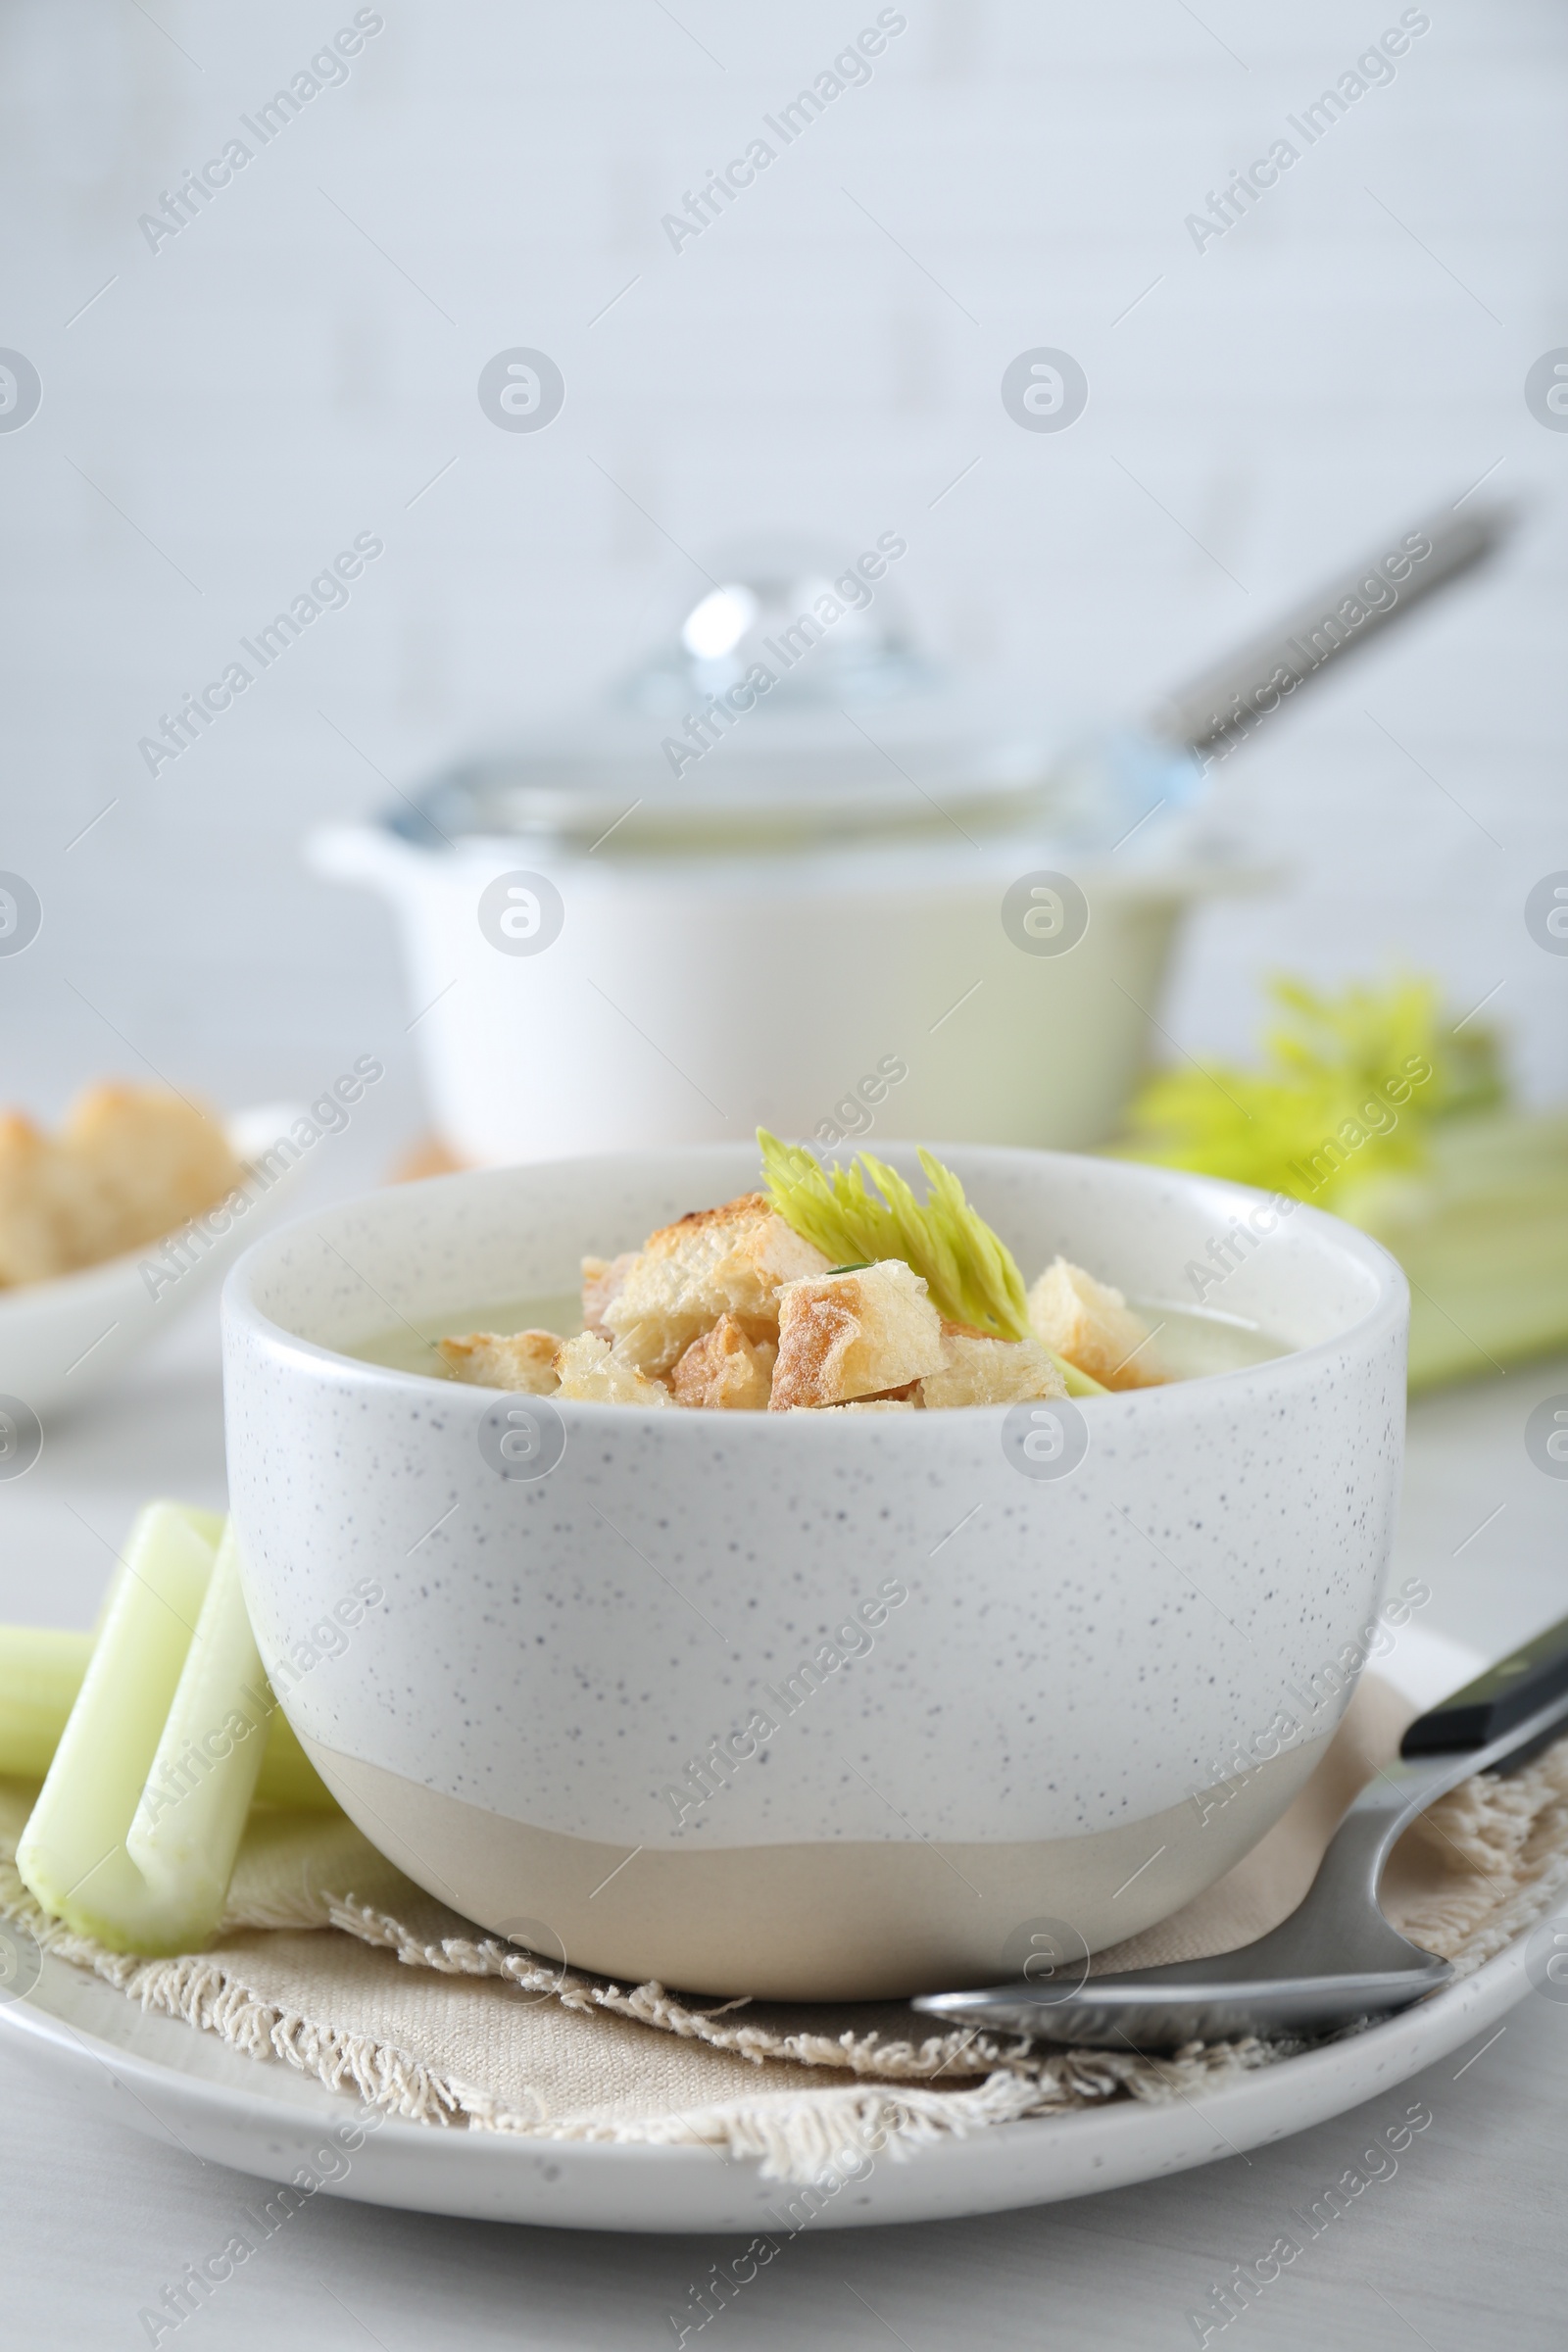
4 1676 1567 2183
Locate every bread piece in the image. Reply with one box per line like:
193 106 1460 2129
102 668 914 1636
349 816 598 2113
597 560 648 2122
669 1314 776 1410
919 1325 1067 1409
1027 1256 1165 1391
769 1259 946 1410
61 1084 241 1265
0 1115 76 1285
553 1331 675 1406
438 1329 563 1395
0 1084 241 1287
581 1251 637 1337
602 1194 830 1375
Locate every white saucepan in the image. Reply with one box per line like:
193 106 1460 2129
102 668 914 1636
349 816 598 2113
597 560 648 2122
311 504 1507 1166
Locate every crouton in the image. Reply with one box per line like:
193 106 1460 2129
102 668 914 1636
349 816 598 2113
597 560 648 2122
59 1084 241 1266
0 1114 74 1286
602 1193 830 1375
438 1329 563 1395
553 1331 675 1406
769 1259 946 1410
669 1314 776 1410
581 1251 637 1337
919 1325 1067 1409
0 1084 242 1288
1027 1256 1165 1390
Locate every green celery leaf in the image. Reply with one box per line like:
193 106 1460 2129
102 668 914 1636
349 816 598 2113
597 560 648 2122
757 1130 1107 1396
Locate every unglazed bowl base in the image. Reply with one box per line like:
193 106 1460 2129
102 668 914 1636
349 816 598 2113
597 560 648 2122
302 1732 1327 2002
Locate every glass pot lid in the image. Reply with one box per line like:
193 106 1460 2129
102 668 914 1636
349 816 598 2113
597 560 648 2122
395 543 1088 856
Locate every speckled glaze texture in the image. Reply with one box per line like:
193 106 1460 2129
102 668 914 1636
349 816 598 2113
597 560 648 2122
222 1146 1406 1967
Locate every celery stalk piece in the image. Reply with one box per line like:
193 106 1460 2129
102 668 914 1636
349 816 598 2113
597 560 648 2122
0 1629 93 1778
256 1708 337 1810
0 1619 334 1808
1 1637 332 1810
18 1504 272 1954
122 1519 273 1935
17 1501 220 1946
1342 1110 1568 1389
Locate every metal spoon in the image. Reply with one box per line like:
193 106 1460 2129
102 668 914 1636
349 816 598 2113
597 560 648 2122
913 1613 1568 2051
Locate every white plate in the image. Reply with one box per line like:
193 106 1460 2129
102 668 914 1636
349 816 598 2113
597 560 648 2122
0 1105 305 1422
0 1929 1543 2233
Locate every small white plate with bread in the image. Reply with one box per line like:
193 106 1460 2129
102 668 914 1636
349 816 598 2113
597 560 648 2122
0 1090 307 1431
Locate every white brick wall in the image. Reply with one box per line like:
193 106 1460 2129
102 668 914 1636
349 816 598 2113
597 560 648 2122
1 0 1564 1130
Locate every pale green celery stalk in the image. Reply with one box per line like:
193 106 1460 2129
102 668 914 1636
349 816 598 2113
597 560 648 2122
254 1712 336 1810
0 1623 331 1804
0 1629 94 1777
121 1519 273 1935
18 1505 273 1953
18 1499 221 1946
1339 1109 1568 1390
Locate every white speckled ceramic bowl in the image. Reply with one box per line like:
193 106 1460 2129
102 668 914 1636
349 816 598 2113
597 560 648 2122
222 1145 1407 2001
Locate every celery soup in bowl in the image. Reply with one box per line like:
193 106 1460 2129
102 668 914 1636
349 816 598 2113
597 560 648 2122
221 1143 1407 2001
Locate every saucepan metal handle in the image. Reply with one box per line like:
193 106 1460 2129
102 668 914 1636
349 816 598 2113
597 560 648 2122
1150 498 1518 756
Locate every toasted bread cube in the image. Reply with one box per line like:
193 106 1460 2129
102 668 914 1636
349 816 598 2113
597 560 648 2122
61 1084 241 1265
602 1193 830 1375
581 1251 637 1337
769 1259 946 1410
669 1315 776 1410
1027 1256 1165 1390
438 1329 563 1395
553 1331 675 1406
0 1084 241 1287
0 1114 74 1285
919 1326 1068 1409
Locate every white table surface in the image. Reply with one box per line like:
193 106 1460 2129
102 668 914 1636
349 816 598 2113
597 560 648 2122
3 1176 1567 2349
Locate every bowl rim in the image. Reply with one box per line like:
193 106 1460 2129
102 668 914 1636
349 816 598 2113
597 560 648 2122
220 1140 1409 1419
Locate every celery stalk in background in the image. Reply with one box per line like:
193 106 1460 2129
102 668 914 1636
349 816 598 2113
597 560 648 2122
1339 1109 1568 1390
1119 973 1568 1388
18 1505 275 1953
0 1621 332 1805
